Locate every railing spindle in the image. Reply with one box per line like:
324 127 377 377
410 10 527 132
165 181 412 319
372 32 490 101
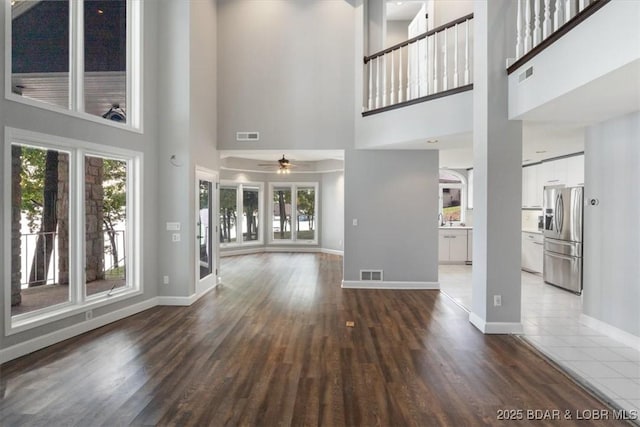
543 0 552 38
554 0 565 31
442 28 448 91
516 0 524 58
382 55 387 107
464 18 470 84
524 0 533 53
368 60 373 111
565 0 575 21
453 24 459 88
534 0 542 46
375 57 381 108
398 47 404 103
390 50 395 105
433 31 439 93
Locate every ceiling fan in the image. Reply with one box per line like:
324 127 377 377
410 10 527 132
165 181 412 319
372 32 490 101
258 155 296 174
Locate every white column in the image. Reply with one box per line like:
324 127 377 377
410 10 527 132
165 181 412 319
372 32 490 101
471 0 523 334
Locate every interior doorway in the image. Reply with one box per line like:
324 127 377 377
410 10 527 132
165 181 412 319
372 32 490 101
196 167 218 294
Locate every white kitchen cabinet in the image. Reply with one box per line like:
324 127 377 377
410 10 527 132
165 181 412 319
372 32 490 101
565 154 584 187
522 164 542 208
540 157 568 187
521 232 544 273
439 229 468 263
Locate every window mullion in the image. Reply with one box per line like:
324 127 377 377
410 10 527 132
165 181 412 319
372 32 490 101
75 150 86 304
237 184 243 246
291 185 297 242
69 0 85 113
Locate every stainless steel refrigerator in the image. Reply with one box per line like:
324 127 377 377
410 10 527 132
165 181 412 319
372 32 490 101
542 186 584 293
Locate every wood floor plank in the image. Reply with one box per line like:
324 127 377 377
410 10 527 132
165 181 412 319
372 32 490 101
0 253 629 426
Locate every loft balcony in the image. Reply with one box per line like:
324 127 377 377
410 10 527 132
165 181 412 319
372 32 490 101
507 0 640 123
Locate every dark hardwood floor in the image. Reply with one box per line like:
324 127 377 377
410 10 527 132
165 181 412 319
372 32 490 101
0 253 626 426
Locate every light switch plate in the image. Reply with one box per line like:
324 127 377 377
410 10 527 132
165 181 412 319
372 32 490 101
166 222 181 231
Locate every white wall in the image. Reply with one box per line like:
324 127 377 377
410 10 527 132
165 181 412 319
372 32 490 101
343 149 439 284
216 0 355 152
433 0 473 27
322 171 345 252
386 20 410 47
583 111 640 337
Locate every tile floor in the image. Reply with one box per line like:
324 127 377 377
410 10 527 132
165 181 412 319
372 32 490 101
439 264 640 419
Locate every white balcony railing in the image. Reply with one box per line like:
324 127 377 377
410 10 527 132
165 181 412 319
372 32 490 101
514 0 609 61
363 14 474 115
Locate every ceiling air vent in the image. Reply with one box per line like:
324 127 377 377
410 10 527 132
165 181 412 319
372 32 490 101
360 270 383 281
236 131 260 141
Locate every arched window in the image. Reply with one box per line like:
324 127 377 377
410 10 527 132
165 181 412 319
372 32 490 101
439 170 467 226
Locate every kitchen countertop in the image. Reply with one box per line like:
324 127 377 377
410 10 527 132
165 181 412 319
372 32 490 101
439 226 473 230
522 229 543 234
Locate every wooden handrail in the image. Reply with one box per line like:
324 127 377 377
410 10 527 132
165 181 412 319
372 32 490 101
364 13 474 64
507 0 611 75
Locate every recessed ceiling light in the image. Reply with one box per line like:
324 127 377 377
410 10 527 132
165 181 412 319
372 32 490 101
535 150 547 154
97 9 104 14
427 139 439 144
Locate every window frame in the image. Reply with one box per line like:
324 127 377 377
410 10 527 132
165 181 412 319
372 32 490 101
268 182 319 245
439 170 467 226
3 127 143 336
219 180 264 248
4 0 143 132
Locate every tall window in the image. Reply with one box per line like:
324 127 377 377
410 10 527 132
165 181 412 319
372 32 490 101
270 183 318 243
5 128 141 332
439 170 466 225
9 0 141 128
219 182 263 246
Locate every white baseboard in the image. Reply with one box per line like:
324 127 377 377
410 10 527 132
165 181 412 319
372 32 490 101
0 298 158 364
341 280 439 290
580 313 640 351
221 247 343 257
469 312 524 334
221 247 264 257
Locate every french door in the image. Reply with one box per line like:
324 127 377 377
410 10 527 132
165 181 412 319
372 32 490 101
196 168 218 293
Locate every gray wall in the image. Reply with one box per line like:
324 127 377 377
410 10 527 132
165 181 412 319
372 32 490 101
386 20 409 48
583 111 640 337
216 0 355 152
343 149 439 283
1 1 161 348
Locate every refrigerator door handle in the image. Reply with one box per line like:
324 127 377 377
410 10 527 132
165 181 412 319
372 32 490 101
556 193 564 234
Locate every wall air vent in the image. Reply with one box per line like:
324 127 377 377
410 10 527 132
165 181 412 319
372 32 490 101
236 131 260 141
360 270 383 281
518 66 534 83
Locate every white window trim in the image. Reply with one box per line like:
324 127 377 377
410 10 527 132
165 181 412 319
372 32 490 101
3 127 143 336
268 182 319 245
4 0 144 133
219 180 264 248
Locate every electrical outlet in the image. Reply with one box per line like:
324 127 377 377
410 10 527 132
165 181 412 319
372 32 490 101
352 219 358 226
493 295 502 307
163 275 169 285
85 310 93 321
172 233 181 242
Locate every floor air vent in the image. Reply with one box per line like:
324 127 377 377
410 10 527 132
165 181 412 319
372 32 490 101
360 270 383 281
236 131 260 141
